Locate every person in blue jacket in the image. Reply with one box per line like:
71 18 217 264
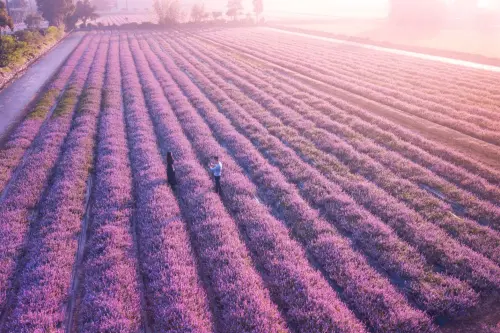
209 156 223 194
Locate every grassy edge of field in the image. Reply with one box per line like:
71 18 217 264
0 27 67 92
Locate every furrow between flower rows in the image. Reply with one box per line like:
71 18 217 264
151 35 480 319
119 34 214 333
172 36 500 264
3 35 108 332
123 33 288 333
143 34 441 332
75 35 143 333
135 34 372 333
0 34 101 318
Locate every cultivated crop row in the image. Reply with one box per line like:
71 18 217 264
236 29 500 97
170 35 500 259
132 34 372 333
193 33 500 188
184 33 500 189
200 32 500 145
244 56 500 187
159 34 500 303
3 35 109 331
74 35 143 332
142 35 444 332
150 35 486 319
0 34 101 320
234 31 500 126
247 29 500 117
1 30 498 332
121 34 290 333
0 35 91 194
119 34 214 333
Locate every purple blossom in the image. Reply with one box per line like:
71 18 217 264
118 34 214 333
4 35 109 332
0 35 91 194
149 34 484 318
76 35 143 333
131 34 369 333
171 37 500 265
0 34 102 317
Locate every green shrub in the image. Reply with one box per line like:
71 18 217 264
0 35 26 67
46 26 64 39
0 26 64 70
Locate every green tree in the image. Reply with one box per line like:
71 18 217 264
252 0 262 22
154 0 181 25
226 0 242 21
24 12 42 29
70 0 98 27
0 35 25 66
37 0 74 26
191 3 207 22
212 11 222 20
9 0 28 8
0 1 14 31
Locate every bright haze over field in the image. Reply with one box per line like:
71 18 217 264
117 0 498 20
118 0 390 18
256 0 389 18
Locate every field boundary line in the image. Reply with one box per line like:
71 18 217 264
264 27 500 73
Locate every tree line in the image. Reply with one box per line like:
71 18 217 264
0 0 97 32
2 0 265 31
156 0 264 26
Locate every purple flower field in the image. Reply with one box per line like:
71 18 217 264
0 29 499 333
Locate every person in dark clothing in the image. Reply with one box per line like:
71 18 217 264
209 156 223 194
166 152 177 190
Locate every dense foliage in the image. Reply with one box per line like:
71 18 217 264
36 0 74 26
0 0 13 31
66 0 99 29
227 0 243 20
153 0 181 25
0 26 63 69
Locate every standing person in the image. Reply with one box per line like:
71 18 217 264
166 152 177 191
209 156 222 194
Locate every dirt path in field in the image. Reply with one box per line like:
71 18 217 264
64 175 93 333
0 32 85 143
191 34 500 171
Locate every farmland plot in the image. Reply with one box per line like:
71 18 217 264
0 29 499 333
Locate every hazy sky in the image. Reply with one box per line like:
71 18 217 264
123 0 389 18
191 0 389 16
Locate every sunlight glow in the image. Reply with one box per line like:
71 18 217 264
263 0 388 17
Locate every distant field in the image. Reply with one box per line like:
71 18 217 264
0 28 499 332
95 12 157 25
278 19 500 59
